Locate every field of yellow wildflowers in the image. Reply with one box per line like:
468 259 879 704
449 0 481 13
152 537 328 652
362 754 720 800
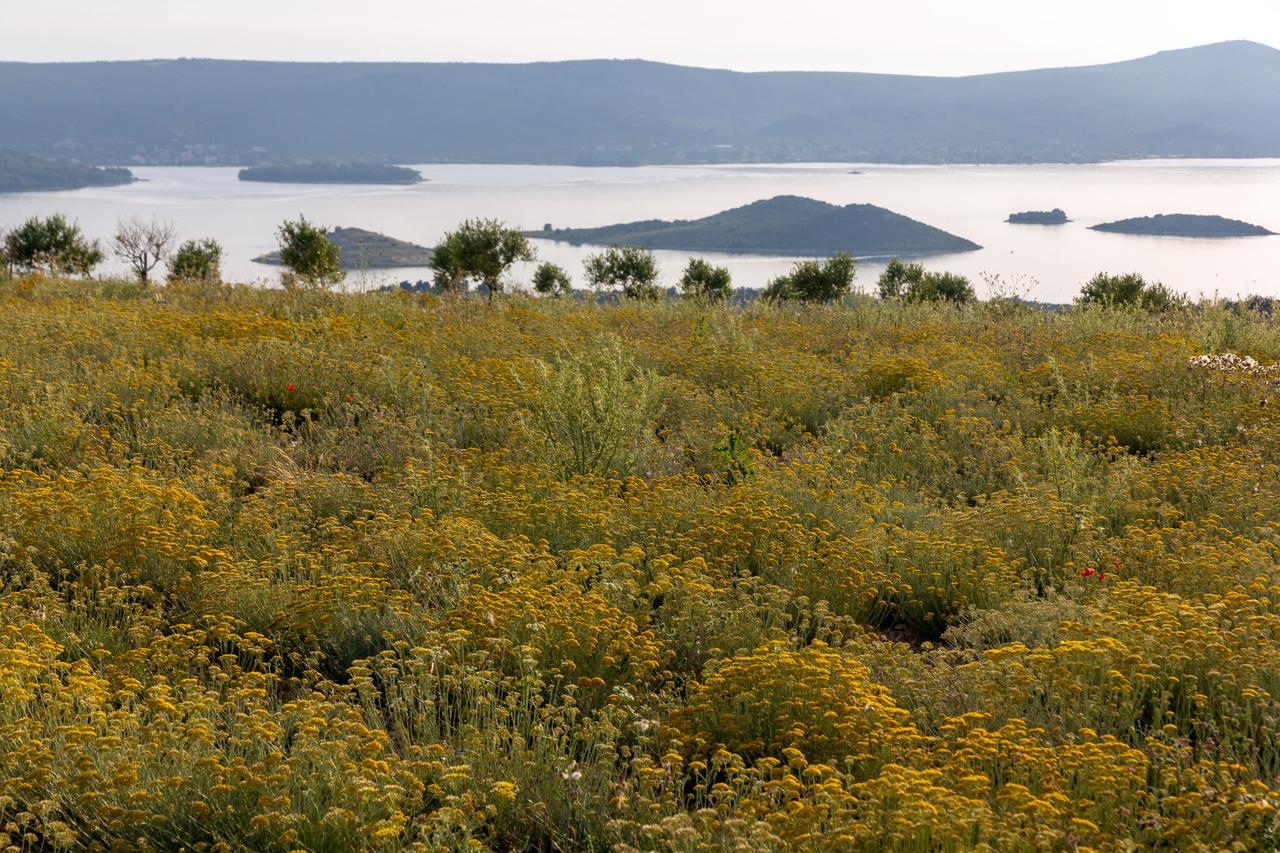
3 273 1280 850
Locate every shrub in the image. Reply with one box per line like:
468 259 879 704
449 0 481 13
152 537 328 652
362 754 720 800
168 238 224 285
1079 272 1184 310
678 257 732 302
3 213 102 275
521 340 660 478
878 258 974 303
763 253 854 303
276 215 343 288
583 245 660 299
430 218 535 299
671 641 921 767
531 261 573 296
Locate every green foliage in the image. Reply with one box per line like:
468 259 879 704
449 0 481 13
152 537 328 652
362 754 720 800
167 238 224 285
876 259 925 300
522 340 659 478
878 259 974 303
276 216 344 289
763 253 855 303
678 257 732 302
583 245 660 300
0 148 133 193
1079 272 1183 311
531 261 572 297
430 218 535 299
2 213 103 276
910 271 976 304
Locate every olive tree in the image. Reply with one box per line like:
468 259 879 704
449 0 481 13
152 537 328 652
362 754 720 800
167 238 224 285
1079 272 1181 311
430 218 535 300
3 213 103 276
583 245 660 300
276 216 343 289
532 261 573 297
678 258 732 302
113 216 177 282
763 253 855 304
877 258 975 304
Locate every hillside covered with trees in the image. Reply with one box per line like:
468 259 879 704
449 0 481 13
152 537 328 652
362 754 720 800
238 163 425 184
0 149 134 193
536 195 981 256
1 41 1277 165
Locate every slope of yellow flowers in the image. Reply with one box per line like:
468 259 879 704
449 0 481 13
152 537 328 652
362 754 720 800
3 274 1280 850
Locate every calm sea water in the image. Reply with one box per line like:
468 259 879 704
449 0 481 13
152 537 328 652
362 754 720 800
2 160 1278 303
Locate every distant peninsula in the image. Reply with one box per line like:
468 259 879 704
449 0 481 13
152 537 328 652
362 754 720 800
1089 214 1275 238
253 227 433 268
1008 209 1069 225
238 163 425 185
0 149 135 193
532 196 981 257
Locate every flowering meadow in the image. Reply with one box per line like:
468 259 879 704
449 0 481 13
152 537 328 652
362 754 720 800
3 274 1280 850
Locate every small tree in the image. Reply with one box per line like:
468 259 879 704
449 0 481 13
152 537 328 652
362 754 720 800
763 253 855 303
3 213 103 276
679 258 732 302
168 238 224 285
1078 272 1181 311
532 261 573 297
910 271 975 304
277 216 343 288
877 259 974 304
429 218 535 300
113 216 176 282
877 258 925 300
584 245 660 300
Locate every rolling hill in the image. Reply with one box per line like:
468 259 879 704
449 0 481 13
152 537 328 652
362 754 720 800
1 41 1277 166
533 195 981 256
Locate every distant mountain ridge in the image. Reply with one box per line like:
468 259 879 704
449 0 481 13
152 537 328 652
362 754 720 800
1 41 1278 166
533 196 980 257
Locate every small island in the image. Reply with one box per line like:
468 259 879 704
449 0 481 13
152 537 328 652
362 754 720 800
1008 208 1069 225
532 195 980 257
0 149 135 193
1090 214 1275 238
238 163 425 185
253 227 433 269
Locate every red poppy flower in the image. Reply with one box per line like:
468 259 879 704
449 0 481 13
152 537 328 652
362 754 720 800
1080 568 1096 577
287 383 295 393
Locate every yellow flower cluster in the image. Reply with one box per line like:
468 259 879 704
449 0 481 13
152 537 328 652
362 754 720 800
2 275 1280 849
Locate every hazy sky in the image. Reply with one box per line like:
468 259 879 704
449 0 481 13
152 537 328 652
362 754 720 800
3 0 1278 74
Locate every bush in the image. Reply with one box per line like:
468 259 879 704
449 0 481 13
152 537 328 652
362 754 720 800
583 245 660 299
763 253 854 303
430 218 535 299
531 261 572 296
276 216 343 288
678 258 732 302
1079 272 1184 311
878 258 974 303
168 238 224 285
3 213 102 275
522 340 660 478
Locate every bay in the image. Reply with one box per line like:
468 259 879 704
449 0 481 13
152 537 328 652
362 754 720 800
2 159 1278 303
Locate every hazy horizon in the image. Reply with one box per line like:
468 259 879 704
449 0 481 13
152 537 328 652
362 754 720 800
2 0 1278 75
